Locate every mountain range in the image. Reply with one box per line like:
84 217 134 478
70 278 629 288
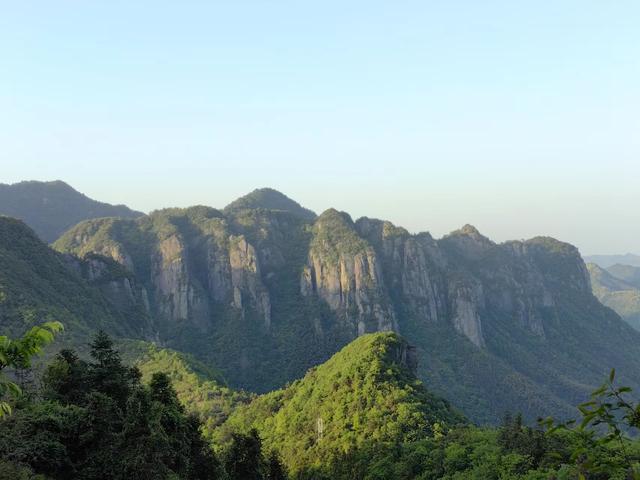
588 262 640 331
2 181 640 426
585 253 640 269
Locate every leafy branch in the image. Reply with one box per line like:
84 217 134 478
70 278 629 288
0 321 63 417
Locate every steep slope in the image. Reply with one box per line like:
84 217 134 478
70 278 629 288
585 253 640 268
224 187 316 221
0 180 143 243
301 209 397 336
588 263 640 330
52 190 640 424
215 332 464 475
55 205 350 391
0 216 152 347
355 219 640 423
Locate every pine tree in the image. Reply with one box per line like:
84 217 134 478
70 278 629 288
224 429 264 480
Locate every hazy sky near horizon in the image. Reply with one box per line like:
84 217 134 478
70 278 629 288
1 2 638 255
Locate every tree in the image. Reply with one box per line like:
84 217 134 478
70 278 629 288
149 372 182 410
541 369 640 479
224 429 264 480
0 331 223 479
41 349 88 405
0 321 63 416
264 450 287 480
86 330 138 408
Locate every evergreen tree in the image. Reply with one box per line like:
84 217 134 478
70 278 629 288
87 330 138 408
0 331 222 480
264 451 288 480
224 429 264 480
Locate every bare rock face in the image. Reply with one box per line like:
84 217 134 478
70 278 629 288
55 208 275 332
152 234 209 327
204 236 233 303
229 235 271 327
449 280 486 347
141 224 271 329
301 210 397 336
356 218 448 325
385 335 419 375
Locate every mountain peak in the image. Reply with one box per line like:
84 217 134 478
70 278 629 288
0 180 144 243
448 224 490 240
224 187 316 221
443 224 494 245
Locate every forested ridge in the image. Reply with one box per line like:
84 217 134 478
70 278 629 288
2 327 640 479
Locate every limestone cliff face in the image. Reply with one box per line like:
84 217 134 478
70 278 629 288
152 233 209 328
54 207 274 332
146 226 271 329
355 219 486 346
356 218 448 325
353 220 594 348
448 279 486 347
228 235 271 327
301 210 397 336
55 203 595 354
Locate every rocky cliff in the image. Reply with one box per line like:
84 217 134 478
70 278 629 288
50 190 640 424
55 207 274 334
301 210 397 336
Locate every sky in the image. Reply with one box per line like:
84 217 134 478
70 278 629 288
1 1 638 255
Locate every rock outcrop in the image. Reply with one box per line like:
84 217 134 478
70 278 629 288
55 207 274 333
301 210 397 336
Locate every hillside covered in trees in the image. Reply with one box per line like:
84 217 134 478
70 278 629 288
2 327 640 479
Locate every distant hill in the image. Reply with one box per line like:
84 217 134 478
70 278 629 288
587 263 640 331
214 332 464 476
584 253 640 268
607 263 640 289
224 187 316 221
0 180 144 243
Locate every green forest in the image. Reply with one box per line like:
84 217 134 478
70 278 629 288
2 325 640 480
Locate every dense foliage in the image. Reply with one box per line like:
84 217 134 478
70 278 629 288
0 321 62 416
215 333 465 475
0 330 289 480
131 343 253 435
1 331 221 479
3 328 640 479
223 188 316 222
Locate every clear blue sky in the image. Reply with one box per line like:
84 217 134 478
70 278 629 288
1 1 638 254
